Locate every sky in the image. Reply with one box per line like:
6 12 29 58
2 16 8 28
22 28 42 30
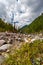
0 0 43 29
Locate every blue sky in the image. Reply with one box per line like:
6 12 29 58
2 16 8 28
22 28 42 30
0 0 43 29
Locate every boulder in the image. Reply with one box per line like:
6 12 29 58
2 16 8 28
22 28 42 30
0 44 12 52
0 40 6 47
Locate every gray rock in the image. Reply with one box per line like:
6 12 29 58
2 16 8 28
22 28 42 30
0 44 12 52
0 40 6 47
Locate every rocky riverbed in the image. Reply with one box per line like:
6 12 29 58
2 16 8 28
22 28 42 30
0 32 43 64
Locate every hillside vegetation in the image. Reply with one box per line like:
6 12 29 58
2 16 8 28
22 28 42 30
0 18 14 32
19 14 43 34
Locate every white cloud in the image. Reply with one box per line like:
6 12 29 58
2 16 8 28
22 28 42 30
0 0 43 28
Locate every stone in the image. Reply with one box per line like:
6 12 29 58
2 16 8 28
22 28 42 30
0 44 12 52
24 38 28 42
0 40 6 47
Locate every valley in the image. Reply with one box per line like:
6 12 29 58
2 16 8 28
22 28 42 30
0 32 43 65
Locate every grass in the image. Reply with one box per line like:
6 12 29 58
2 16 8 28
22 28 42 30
2 40 43 65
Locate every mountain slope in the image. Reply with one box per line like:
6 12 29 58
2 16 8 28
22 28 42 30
19 14 43 34
0 18 14 32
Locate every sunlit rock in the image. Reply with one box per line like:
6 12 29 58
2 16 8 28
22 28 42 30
0 44 12 52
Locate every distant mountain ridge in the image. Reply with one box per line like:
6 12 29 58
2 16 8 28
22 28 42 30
19 14 43 34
